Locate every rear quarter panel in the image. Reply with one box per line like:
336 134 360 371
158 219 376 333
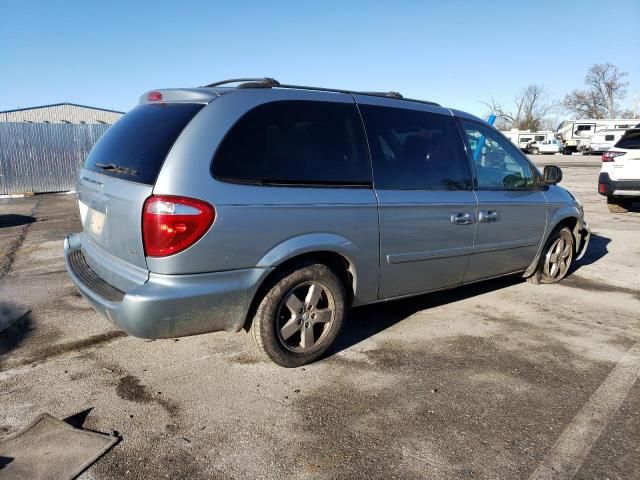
150 89 380 304
612 150 640 181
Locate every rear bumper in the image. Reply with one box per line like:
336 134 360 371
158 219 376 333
598 173 640 197
64 234 273 339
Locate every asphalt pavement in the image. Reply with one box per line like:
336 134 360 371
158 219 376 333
0 155 638 479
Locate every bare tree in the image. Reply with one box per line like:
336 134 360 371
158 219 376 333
618 109 636 119
562 63 628 119
515 85 555 130
483 85 555 131
482 97 512 130
539 115 561 132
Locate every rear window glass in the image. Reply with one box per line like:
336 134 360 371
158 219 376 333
212 101 371 185
615 130 640 149
84 103 204 184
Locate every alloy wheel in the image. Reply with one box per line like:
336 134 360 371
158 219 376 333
543 236 573 280
276 282 335 352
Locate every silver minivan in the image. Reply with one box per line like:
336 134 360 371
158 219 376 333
65 78 590 367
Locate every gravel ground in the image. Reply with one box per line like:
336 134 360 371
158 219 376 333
0 155 638 479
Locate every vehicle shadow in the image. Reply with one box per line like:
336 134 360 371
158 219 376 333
0 457 14 469
0 214 36 229
570 233 610 272
332 232 613 357
331 274 523 356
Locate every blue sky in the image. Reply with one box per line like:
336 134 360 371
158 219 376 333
1 0 639 119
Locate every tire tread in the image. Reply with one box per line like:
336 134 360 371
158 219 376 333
250 261 346 367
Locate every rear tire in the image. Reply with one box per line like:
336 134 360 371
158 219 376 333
530 147 539 155
527 227 574 284
607 197 631 213
251 262 346 367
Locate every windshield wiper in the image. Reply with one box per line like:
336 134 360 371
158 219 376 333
95 163 138 176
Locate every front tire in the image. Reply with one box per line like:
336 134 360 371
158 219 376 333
607 197 631 213
528 227 574 284
251 262 346 367
530 147 539 155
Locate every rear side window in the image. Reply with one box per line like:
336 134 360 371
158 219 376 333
84 103 204 185
212 101 371 185
615 130 640 149
359 104 472 190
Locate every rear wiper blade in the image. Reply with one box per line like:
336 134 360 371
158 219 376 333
95 163 138 175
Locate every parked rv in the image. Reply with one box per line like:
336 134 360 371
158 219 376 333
502 129 554 151
556 119 639 154
588 129 629 154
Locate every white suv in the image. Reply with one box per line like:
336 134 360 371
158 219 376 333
599 128 640 212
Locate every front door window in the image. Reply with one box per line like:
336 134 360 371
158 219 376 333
461 120 537 190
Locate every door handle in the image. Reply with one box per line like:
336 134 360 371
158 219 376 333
478 210 499 223
451 212 474 225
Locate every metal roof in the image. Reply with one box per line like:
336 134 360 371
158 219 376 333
0 102 124 114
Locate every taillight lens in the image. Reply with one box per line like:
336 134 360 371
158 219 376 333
147 91 163 102
142 195 215 257
602 151 624 162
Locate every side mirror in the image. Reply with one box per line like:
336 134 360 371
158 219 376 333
543 165 562 185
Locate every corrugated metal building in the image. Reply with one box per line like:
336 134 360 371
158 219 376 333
0 103 124 194
0 103 124 125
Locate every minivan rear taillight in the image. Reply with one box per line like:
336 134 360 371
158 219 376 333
142 195 215 257
602 151 624 162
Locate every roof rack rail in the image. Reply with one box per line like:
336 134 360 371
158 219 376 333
203 77 280 88
237 78 281 89
361 91 403 99
202 78 440 106
278 84 440 106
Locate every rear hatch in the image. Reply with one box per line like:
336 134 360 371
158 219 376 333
611 130 640 180
77 100 206 292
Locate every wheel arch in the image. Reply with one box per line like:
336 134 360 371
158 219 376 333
243 235 363 331
523 213 586 278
